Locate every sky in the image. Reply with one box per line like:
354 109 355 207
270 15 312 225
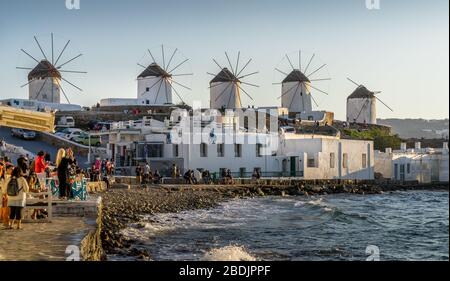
0 0 448 120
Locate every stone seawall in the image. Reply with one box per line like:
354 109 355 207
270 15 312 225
80 197 106 261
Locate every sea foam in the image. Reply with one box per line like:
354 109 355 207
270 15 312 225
202 245 256 261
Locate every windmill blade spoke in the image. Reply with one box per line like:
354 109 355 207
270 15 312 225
56 79 71 104
346 77 361 87
34 36 48 61
237 71 259 80
310 93 319 108
225 52 235 75
148 49 157 63
161 45 166 70
21 78 37 88
59 70 87 74
61 77 83 92
137 63 147 69
209 81 226 89
57 54 83 69
373 91 382 94
275 68 288 76
171 73 193 77
54 40 70 66
309 84 329 95
168 58 189 74
154 79 164 104
304 53 315 74
165 48 178 71
299 50 302 72
214 83 232 101
21 49 41 64
236 58 252 77
207 72 217 77
240 81 259 88
16 67 33 70
51 33 54 64
237 84 254 101
235 51 240 77
375 96 394 112
34 78 49 100
286 54 295 71
307 63 327 78
277 82 299 99
309 78 332 82
171 80 191 90
168 80 185 104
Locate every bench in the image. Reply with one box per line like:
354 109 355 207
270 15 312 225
24 189 53 223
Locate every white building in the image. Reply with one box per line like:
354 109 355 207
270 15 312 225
28 60 62 104
374 142 449 183
100 62 174 107
0 98 82 112
210 68 241 109
281 70 312 115
346 85 377 124
106 114 374 180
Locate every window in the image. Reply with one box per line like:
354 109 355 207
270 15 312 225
146 87 150 92
235 144 242 157
330 153 335 168
138 143 163 158
217 144 224 157
239 168 246 178
343 153 348 169
307 158 315 168
173 144 179 157
256 144 263 157
362 153 367 168
394 164 399 180
407 163 411 174
200 143 208 157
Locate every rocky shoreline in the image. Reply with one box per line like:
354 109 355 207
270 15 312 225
98 182 449 261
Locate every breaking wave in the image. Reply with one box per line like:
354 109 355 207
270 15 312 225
203 245 256 261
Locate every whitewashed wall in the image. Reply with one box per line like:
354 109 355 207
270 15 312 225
29 77 61 103
281 82 312 113
137 76 172 105
346 97 376 124
210 82 241 109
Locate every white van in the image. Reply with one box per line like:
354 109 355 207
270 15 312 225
57 116 75 128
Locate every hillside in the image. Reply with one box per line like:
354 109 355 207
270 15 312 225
377 118 449 139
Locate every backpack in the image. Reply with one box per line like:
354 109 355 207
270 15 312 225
7 177 22 197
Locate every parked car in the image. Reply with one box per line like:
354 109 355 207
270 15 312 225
54 128 84 141
74 133 101 146
11 128 36 140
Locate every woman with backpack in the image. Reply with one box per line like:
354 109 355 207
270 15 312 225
4 167 29 230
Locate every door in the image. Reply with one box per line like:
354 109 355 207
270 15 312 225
400 164 405 181
290 156 297 177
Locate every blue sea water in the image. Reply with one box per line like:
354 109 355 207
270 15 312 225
120 190 449 261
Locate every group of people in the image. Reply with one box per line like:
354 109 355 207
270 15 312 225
135 162 162 185
89 158 114 182
0 147 81 230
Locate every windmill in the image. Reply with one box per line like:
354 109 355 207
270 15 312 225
207 51 259 109
16 33 86 104
346 77 393 125
137 45 192 105
274 51 331 115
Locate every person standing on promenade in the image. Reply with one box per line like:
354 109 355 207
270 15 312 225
0 162 9 228
135 165 142 185
56 148 74 199
5 167 29 230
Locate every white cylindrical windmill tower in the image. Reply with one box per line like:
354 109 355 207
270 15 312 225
137 63 173 105
210 68 242 109
346 86 377 124
28 60 62 103
281 69 312 114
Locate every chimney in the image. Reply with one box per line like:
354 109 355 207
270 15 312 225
415 142 421 150
400 143 407 151
444 142 449 150
385 147 392 154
